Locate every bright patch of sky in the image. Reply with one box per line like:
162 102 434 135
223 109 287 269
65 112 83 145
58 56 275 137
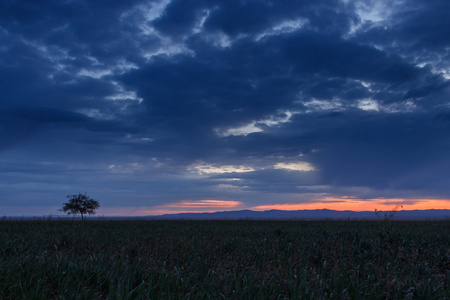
357 99 380 111
443 71 450 80
189 163 255 174
302 98 343 112
219 122 263 137
429 64 450 81
354 99 417 113
274 162 315 172
218 111 296 137
259 111 295 126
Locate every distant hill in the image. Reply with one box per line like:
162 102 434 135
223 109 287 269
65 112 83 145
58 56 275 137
147 209 450 220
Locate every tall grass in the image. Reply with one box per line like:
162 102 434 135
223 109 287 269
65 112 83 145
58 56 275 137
0 220 448 299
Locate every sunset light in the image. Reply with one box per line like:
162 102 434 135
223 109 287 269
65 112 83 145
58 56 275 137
253 198 450 212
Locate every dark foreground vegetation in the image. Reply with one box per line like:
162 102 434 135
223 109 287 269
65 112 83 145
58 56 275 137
0 220 449 299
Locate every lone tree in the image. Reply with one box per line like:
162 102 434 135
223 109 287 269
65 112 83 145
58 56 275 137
60 193 100 220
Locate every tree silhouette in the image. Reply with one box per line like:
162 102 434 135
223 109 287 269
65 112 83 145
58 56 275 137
60 193 100 220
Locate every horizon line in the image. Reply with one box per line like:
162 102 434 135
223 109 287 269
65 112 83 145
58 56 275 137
3 207 449 218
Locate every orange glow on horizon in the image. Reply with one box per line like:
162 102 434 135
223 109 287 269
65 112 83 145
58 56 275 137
148 200 244 215
253 198 450 212
162 200 243 208
99 198 449 216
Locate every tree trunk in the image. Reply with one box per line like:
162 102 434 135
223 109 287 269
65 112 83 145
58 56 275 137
81 213 84 221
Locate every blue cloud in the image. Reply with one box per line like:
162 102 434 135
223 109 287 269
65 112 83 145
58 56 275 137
1 0 450 214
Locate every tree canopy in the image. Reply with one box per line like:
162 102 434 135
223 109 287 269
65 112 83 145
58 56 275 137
60 193 100 220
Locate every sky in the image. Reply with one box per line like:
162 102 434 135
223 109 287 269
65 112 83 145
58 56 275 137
1 0 450 216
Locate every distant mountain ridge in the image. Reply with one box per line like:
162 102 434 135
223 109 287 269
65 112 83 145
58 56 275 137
148 209 450 220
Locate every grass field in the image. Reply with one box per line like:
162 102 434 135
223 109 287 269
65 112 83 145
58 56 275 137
0 220 449 299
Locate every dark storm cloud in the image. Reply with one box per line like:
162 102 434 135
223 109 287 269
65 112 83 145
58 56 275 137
296 111 450 189
122 30 430 132
120 25 447 169
1 0 450 214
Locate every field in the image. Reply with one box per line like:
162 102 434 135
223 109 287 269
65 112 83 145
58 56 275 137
0 220 449 299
